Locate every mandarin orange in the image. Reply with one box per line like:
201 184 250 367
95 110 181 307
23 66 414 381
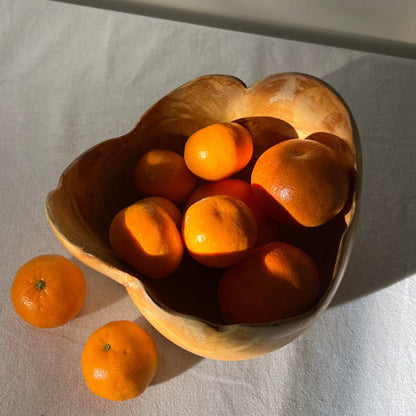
137 196 182 229
217 242 320 324
184 178 279 246
251 138 350 227
82 320 158 401
109 201 184 278
10 254 86 328
182 195 257 268
133 149 197 204
184 122 253 181
306 132 355 175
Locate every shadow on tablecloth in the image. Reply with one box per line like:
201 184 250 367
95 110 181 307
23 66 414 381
324 55 416 307
134 315 204 385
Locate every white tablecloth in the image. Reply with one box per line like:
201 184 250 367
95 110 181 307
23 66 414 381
1 1 415 415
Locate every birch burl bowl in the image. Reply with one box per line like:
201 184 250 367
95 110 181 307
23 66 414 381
46 73 361 361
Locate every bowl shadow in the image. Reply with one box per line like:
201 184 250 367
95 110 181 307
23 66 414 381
323 55 416 306
71 257 127 317
133 315 204 385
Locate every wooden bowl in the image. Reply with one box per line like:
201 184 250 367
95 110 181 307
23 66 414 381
45 73 361 361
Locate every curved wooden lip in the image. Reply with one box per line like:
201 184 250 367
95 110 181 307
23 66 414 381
45 72 362 333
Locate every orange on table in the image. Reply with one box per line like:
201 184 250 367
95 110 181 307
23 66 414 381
10 254 86 328
137 196 182 229
217 242 321 324
109 201 184 278
184 122 253 181
133 149 197 204
251 138 350 227
182 195 257 268
81 320 158 401
184 178 279 246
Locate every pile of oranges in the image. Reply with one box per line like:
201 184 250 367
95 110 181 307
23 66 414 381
109 121 352 325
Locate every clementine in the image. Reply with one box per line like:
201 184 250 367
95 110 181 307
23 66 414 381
184 122 253 181
306 132 355 175
137 196 182 229
184 179 259 215
182 195 257 268
10 254 86 328
251 138 350 227
184 178 279 246
217 242 320 324
109 201 184 278
133 149 197 204
81 320 158 401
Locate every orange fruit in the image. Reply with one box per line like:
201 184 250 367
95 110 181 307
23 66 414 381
182 195 257 268
218 242 321 324
81 320 158 401
109 201 184 278
184 178 279 246
184 179 259 215
184 122 253 181
10 254 86 328
306 132 355 175
251 138 350 227
137 196 182 229
133 149 197 204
